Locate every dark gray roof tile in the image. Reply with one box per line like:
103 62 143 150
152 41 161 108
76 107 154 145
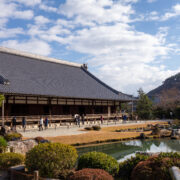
0 50 133 101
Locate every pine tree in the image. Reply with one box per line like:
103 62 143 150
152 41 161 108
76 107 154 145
136 88 153 120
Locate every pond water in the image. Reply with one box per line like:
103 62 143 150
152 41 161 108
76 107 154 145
77 139 180 162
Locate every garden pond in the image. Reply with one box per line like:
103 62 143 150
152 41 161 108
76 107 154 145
77 139 180 162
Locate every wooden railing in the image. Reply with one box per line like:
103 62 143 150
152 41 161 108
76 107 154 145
0 113 129 125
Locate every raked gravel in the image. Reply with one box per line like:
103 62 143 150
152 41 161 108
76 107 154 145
20 120 165 138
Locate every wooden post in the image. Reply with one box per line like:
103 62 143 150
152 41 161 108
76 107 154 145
2 99 4 127
34 170 39 180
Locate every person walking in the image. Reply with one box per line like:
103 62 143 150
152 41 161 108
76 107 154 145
100 115 103 124
77 115 80 127
39 117 44 131
81 114 85 125
74 114 78 125
22 117 26 132
12 116 16 131
114 116 117 124
44 117 49 130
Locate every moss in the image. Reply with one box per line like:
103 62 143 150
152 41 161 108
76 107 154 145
0 153 24 170
0 136 7 152
4 133 22 141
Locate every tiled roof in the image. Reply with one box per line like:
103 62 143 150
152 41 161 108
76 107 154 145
0 47 133 101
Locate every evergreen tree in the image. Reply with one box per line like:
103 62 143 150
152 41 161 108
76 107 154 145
136 88 153 120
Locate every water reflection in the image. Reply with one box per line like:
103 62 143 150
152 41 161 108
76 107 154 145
77 139 180 162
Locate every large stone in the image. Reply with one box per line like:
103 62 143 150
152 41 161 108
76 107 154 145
160 129 171 137
7 139 38 154
171 129 180 139
0 126 11 136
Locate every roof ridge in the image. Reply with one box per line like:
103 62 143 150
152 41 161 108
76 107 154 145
0 46 82 67
81 67 134 100
81 67 119 94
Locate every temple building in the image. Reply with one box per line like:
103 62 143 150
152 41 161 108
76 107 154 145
0 47 133 120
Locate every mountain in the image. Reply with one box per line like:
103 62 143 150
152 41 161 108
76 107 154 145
148 73 180 107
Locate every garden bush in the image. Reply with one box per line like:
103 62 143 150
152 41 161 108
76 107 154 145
0 136 7 153
69 168 114 180
78 151 119 176
92 125 101 131
131 154 180 180
34 136 45 143
119 154 149 180
25 142 78 178
4 133 22 141
0 152 24 169
34 136 49 143
84 127 93 131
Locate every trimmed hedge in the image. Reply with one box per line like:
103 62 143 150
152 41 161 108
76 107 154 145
0 152 25 169
69 168 114 180
25 143 78 178
92 125 101 131
119 154 149 180
84 127 93 131
78 151 119 176
4 133 22 141
34 136 49 143
0 136 7 152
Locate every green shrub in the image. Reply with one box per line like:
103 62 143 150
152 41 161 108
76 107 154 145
78 151 119 176
0 152 24 169
84 127 93 131
119 154 149 180
159 152 180 159
69 168 114 180
92 125 101 131
0 136 7 153
25 143 78 178
4 133 22 141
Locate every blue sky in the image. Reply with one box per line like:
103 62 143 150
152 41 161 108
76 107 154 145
0 0 179 95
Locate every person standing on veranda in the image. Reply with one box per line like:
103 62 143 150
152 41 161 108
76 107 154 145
39 117 44 131
22 117 26 132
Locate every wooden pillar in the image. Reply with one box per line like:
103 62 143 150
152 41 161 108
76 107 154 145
33 171 39 180
108 106 111 117
48 98 52 124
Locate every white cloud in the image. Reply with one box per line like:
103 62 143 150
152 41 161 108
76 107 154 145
39 4 57 12
146 11 160 21
59 0 134 25
43 0 177 94
35 16 50 25
147 0 157 3
0 27 23 38
92 59 180 95
14 10 34 20
11 0 41 6
1 39 51 56
162 4 180 21
0 18 8 27
63 23 169 63
0 0 34 20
